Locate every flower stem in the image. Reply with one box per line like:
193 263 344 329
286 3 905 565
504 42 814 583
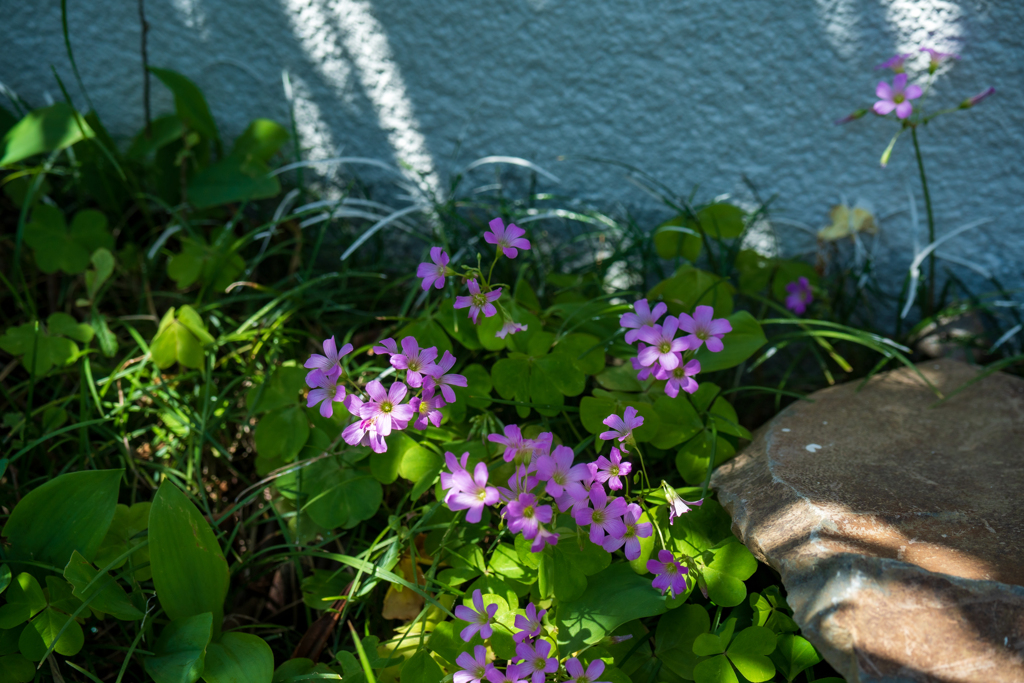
699 423 718 500
911 127 936 316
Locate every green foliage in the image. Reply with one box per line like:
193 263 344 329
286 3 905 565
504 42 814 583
22 204 114 275
144 612 214 683
151 305 216 369
0 102 94 166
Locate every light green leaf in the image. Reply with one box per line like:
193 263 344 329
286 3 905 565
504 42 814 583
0 321 79 375
302 457 383 529
254 406 310 464
539 534 610 603
1 469 122 569
693 311 766 374
0 574 46 629
401 649 443 683
144 613 214 683
149 482 229 636
693 633 725 656
726 627 776 682
655 603 710 679
692 654 738 683
149 68 220 144
151 307 209 370
675 430 735 485
0 565 10 595
0 102 94 166
202 632 274 683
177 305 216 346
63 550 144 621
556 563 667 652
46 312 93 343
231 119 288 164
769 634 820 682
650 394 704 450
18 607 84 660
702 540 757 608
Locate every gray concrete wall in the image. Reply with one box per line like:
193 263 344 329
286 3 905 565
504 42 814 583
2 0 1022 304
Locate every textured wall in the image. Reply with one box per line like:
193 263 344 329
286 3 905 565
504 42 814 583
2 0 1022 300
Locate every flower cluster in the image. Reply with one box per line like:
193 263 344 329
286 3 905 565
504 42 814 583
302 334 466 454
452 589 610 683
619 300 731 397
416 218 531 338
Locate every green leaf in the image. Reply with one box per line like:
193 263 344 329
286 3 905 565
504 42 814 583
2 469 122 570
726 627 776 682
667 496 734 556
488 543 534 584
0 103 94 166
394 432 443 481
654 216 702 261
271 659 337 683
0 574 46 629
693 633 725 656
63 550 144 621
698 204 746 239
151 306 214 370
127 114 184 161
655 604 710 679
94 502 152 580
553 333 606 375
149 68 220 145
202 632 274 683
166 228 245 291
595 364 642 392
23 205 114 275
675 430 735 485
396 319 452 355
177 305 216 345
650 395 704 450
693 311 766 374
47 312 93 343
302 456 383 529
254 406 310 464
246 365 307 413
0 653 34 683
427 620 472 668
692 654 737 683
401 649 443 683
539 534 610 603
0 565 9 595
18 607 84 660
187 158 281 209
648 267 734 318
702 540 757 608
0 321 79 375
230 119 288 164
144 613 214 683
149 482 229 636
90 310 119 357
492 356 531 418
580 394 661 444
557 563 667 652
0 623 21 655
769 634 820 682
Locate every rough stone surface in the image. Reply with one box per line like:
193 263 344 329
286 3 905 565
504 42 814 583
711 358 1024 682
1 2 1023 293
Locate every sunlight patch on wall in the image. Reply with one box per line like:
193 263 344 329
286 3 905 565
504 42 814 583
881 0 964 71
814 0 863 60
170 0 210 39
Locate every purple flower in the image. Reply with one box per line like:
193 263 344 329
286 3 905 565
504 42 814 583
489 424 533 464
496 320 528 339
678 305 732 353
875 52 911 73
655 359 701 398
529 526 560 553
530 432 553 459
664 484 704 526
304 335 353 383
423 350 468 403
961 87 995 109
599 406 644 446
455 589 499 642
410 393 445 430
636 317 688 371
565 658 608 683
455 279 502 324
602 503 653 560
341 395 388 453
514 639 558 683
441 451 470 503
506 493 553 540
486 665 530 683
620 298 668 344
632 352 655 381
484 218 531 258
920 46 959 71
359 380 414 437
535 445 591 498
448 462 499 523
390 336 439 388
456 646 495 683
647 549 688 597
417 247 450 291
594 447 632 491
513 603 546 643
497 465 540 505
574 484 627 545
785 277 813 315
304 369 347 418
873 73 922 119
372 337 399 356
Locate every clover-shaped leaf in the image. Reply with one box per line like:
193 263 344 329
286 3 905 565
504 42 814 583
0 573 46 629
84 248 115 302
701 538 758 607
150 305 215 370
693 625 776 683
492 331 588 418
750 586 799 633
655 604 710 679
0 314 87 376
23 205 113 275
166 226 244 292
579 390 661 445
770 634 821 682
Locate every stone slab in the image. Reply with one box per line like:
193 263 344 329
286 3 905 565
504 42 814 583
711 358 1024 682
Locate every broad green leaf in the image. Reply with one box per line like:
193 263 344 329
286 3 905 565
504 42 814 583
302 457 383 529
492 355 531 418
0 565 10 595
150 68 220 144
692 654 737 683
769 634 820 682
0 321 79 375
557 563 667 652
45 576 85 617
427 620 473 668
0 626 22 655
149 482 229 636
254 406 310 464
231 119 288 164
245 365 307 413
734 250 773 295
127 114 184 160
702 540 757 608
0 653 34 683
202 632 274 683
436 298 481 351
539 534 610 603
271 659 337 682
0 574 46 629
394 432 443 481
371 448 402 484
187 158 281 209
553 333 606 375
488 543 533 583
167 231 245 292
144 612 214 683
300 568 349 610
650 394 703 450
675 430 735 485
23 205 114 275
726 626 776 682
648 267 735 318
654 216 702 261
698 203 745 239
667 496 734 555
693 311 766 374
63 550 144 621
401 649 443 683
693 633 725 656
18 607 84 660
655 604 710 679
177 305 216 345
151 307 209 369
46 312 92 344
0 103 94 166
2 469 121 570
94 502 152 580
453 363 492 410
595 364 642 392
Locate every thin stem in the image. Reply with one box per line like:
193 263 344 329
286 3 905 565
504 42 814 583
911 127 936 315
138 0 151 138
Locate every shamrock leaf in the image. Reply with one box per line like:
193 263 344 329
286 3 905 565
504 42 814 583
693 625 777 683
492 332 594 418
0 313 88 375
23 205 113 275
166 226 244 292
770 634 821 682
150 305 216 370
700 538 758 607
